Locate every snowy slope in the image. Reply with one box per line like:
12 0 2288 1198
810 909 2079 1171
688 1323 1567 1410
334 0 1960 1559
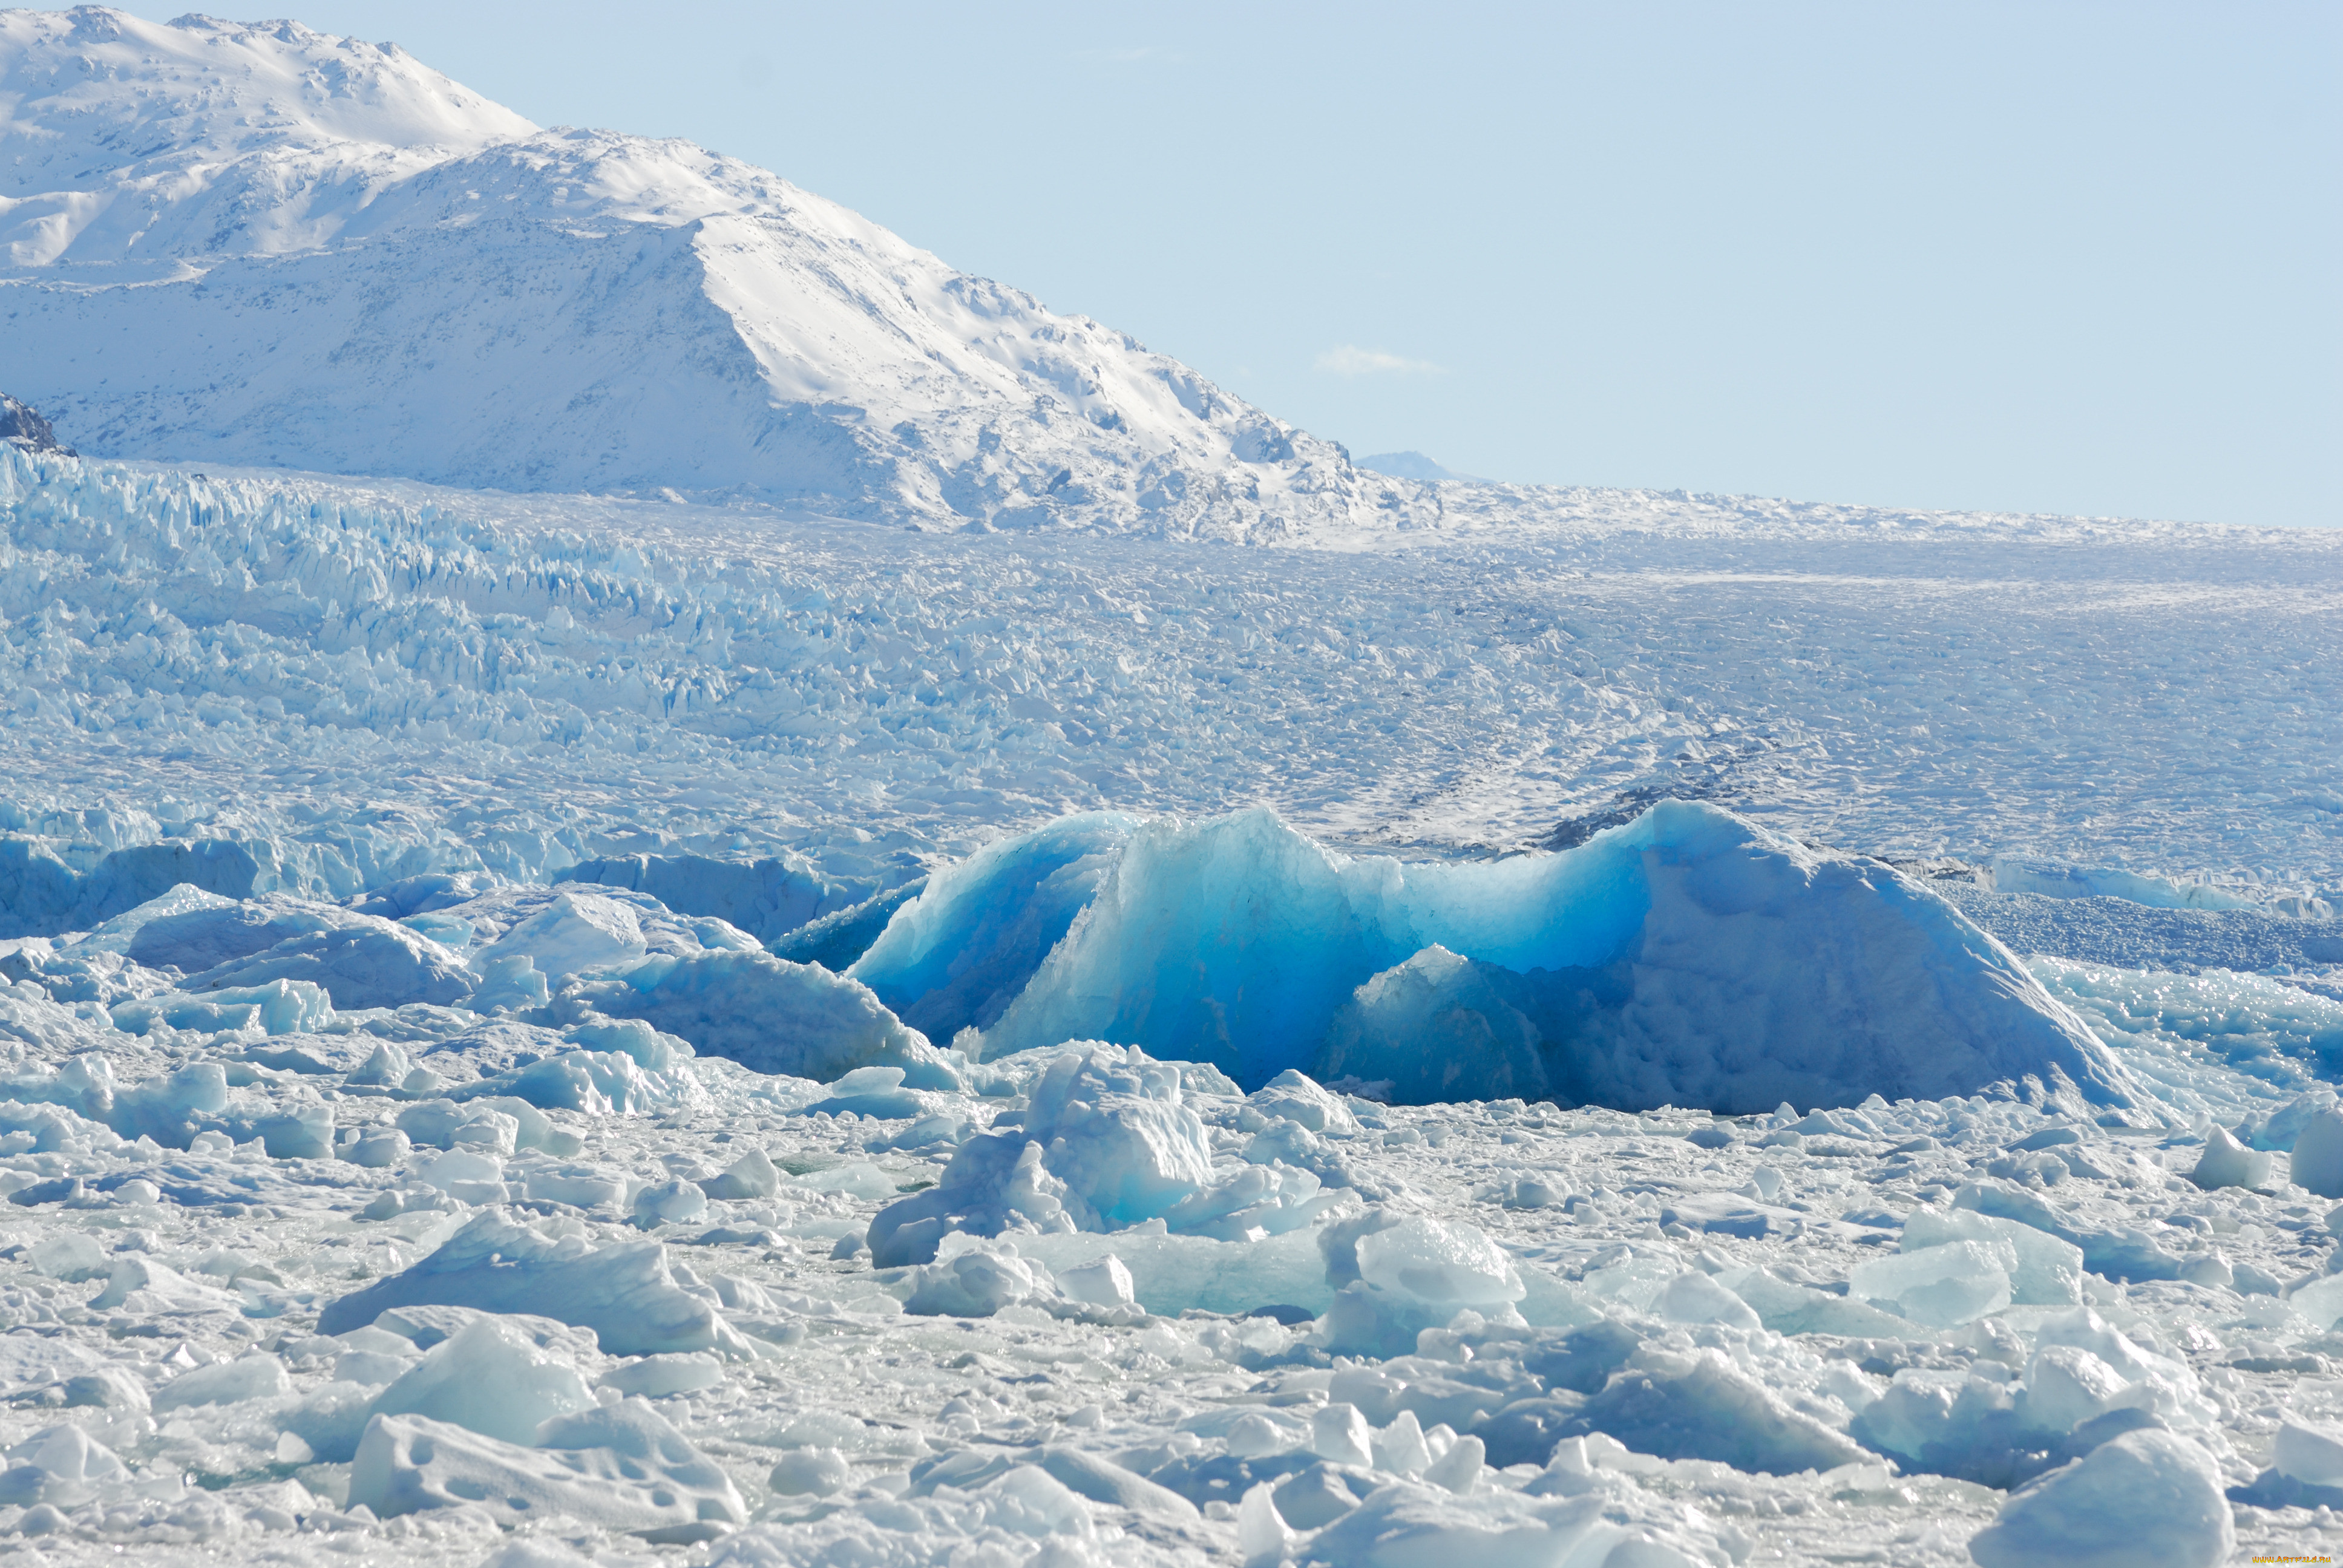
0 9 1427 538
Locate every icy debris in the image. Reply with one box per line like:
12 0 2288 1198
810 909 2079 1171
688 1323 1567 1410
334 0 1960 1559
1966 1429 2232 1568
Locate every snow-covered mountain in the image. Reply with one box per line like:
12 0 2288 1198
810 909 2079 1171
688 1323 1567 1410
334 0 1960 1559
0 8 1432 538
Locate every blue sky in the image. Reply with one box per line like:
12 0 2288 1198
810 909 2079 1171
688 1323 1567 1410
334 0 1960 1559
114 2 2343 526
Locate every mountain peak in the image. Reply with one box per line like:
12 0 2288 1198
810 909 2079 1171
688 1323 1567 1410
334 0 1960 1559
0 8 1440 540
1358 451 1483 484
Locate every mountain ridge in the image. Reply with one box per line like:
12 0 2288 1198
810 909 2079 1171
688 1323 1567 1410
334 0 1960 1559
0 8 1444 540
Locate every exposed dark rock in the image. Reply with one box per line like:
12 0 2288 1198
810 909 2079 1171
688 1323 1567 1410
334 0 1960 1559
0 393 75 456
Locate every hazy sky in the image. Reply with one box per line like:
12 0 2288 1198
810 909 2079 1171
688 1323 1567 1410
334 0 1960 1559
114 2 2340 526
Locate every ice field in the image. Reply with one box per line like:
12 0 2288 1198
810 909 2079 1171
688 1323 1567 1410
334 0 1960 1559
0 443 2338 1568
5 9 2343 1568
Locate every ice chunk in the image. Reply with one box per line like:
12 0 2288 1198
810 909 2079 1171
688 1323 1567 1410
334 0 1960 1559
1355 1217 1525 1312
900 1245 1054 1318
0 1426 124 1506
1657 1270 1761 1330
342 1125 412 1168
1967 1429 2232 1568
1309 1402 1374 1466
1226 1412 1293 1460
1709 1266 1913 1338
698 1147 779 1200
851 812 1134 1041
2020 1345 2131 1436
349 1399 744 1537
1558 1347 1866 1474
181 921 474 1009
1273 1461 1364 1527
319 1211 738 1356
560 850 850 947
1304 1477 1731 1568
28 1232 107 1281
799 1064 923 1118
1239 1478 1299 1561
768 1447 852 1497
1056 1253 1135 1308
413 1148 506 1203
369 1314 595 1444
560 949 952 1086
110 977 333 1037
486 1046 701 1117
470 890 647 983
1903 1207 2085 1306
633 1178 710 1228
1317 1217 1529 1356
2275 1417 2343 1487
154 1353 291 1410
522 1161 628 1209
1247 1069 1361 1135
1849 1240 2013 1327
1423 1431 1486 1495
1023 1043 1214 1226
2189 1126 2272 1190
2290 1109 2343 1198
867 1133 1074 1267
87 1255 233 1313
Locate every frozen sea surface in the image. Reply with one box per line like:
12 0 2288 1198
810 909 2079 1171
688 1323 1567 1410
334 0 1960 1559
1 443 2341 1568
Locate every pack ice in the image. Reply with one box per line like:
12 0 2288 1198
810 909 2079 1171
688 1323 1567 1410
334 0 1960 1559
4 8 2343 1568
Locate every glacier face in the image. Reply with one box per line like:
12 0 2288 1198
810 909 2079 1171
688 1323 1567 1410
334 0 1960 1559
0 10 1429 538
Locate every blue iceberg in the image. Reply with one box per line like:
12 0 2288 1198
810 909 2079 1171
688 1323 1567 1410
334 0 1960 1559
872 801 2129 1111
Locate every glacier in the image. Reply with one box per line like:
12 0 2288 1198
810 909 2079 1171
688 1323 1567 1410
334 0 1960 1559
0 8 2339 1568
